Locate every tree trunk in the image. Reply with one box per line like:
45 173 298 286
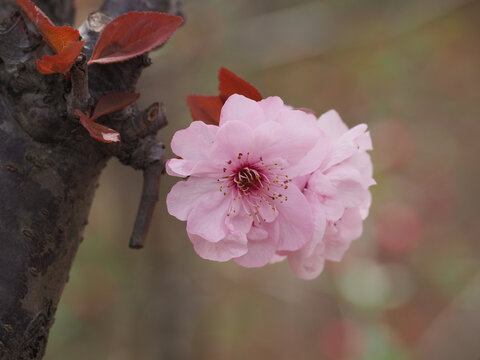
0 0 182 358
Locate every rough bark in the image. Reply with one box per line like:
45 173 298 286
0 0 182 358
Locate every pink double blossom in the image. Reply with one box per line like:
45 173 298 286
285 110 375 279
167 94 327 267
167 95 374 279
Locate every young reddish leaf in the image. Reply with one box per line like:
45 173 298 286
83 121 121 143
36 40 85 74
75 109 121 143
88 12 183 65
74 93 139 143
185 67 263 123
41 25 80 53
16 0 54 26
218 67 262 102
185 95 223 125
92 92 140 119
16 0 79 53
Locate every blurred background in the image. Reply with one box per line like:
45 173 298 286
44 0 480 359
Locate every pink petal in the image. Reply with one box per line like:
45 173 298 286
258 96 284 121
359 191 372 220
190 232 248 261
165 158 197 177
275 185 314 251
234 224 277 268
226 200 253 233
336 207 364 241
306 177 345 221
308 171 337 197
322 231 350 262
257 199 278 223
292 174 309 190
304 189 328 247
209 120 254 162
288 252 325 280
269 108 320 166
326 166 369 208
166 177 219 221
345 152 375 188
317 109 348 138
287 132 331 178
356 130 373 151
219 94 265 128
322 198 346 222
285 193 327 280
170 120 217 160
323 124 369 169
249 113 319 169
166 158 221 178
186 189 231 242
322 208 363 261
269 254 287 264
248 225 269 240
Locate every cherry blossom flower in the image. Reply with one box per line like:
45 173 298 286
285 110 375 279
166 94 328 267
168 63 374 280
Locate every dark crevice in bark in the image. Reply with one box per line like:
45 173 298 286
0 0 75 28
0 0 183 358
35 0 75 25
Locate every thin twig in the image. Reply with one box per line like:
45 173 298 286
129 141 165 248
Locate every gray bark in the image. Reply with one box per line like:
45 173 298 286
0 0 182 358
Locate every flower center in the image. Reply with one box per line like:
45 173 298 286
233 167 264 193
216 153 293 225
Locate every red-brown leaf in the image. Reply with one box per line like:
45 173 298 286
75 110 121 143
92 92 140 120
42 24 80 54
16 0 54 26
185 95 223 125
16 0 79 53
36 40 85 74
218 67 262 102
88 12 183 65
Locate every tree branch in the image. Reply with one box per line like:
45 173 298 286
122 102 167 142
35 0 75 25
0 0 184 357
129 142 165 248
66 54 91 114
0 11 39 72
0 0 75 26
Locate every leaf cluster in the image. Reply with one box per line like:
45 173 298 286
15 0 183 142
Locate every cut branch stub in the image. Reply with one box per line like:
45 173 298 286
67 53 90 113
122 102 167 142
